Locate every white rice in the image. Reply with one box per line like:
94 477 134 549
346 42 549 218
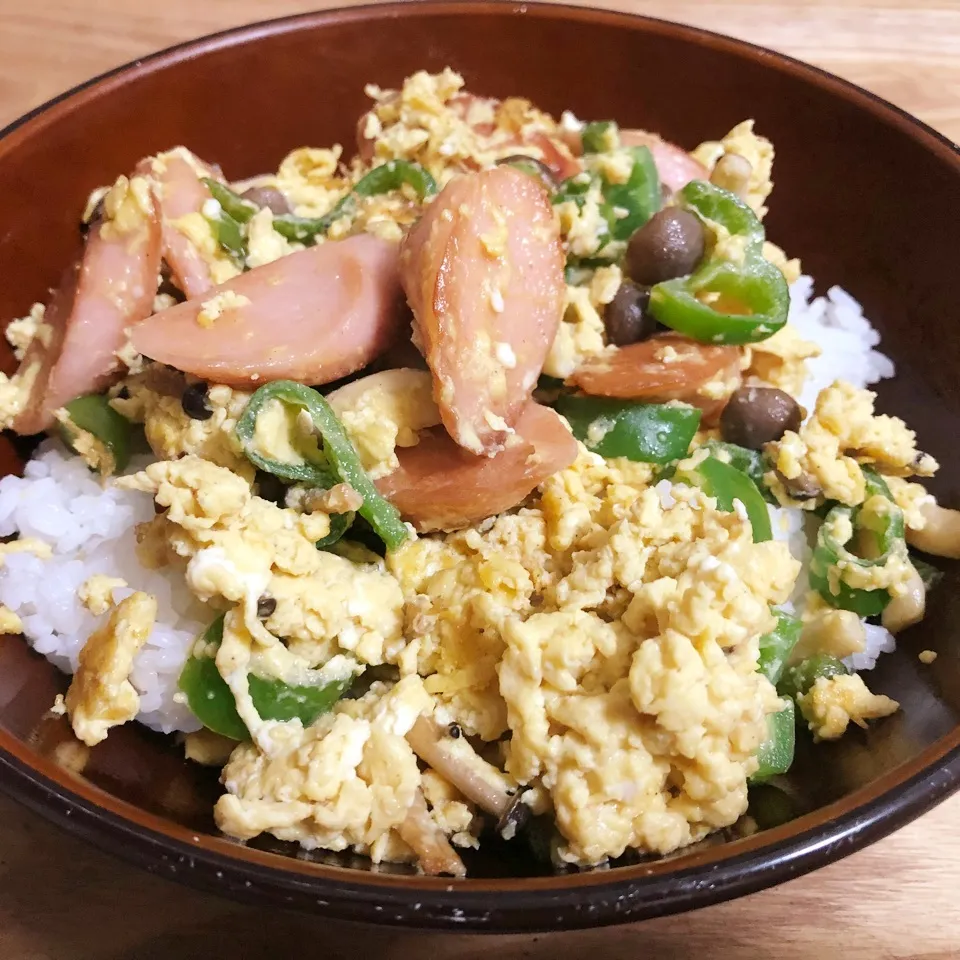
788 275 896 416
0 278 900 736
0 441 205 733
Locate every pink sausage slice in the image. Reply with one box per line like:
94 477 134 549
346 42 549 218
375 402 578 532
129 234 405 388
12 210 162 435
137 149 217 300
400 166 565 457
619 130 709 194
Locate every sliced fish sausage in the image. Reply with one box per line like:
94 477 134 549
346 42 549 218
137 149 217 300
568 334 741 417
129 234 405 388
375 402 578 532
401 166 565 457
11 192 161 434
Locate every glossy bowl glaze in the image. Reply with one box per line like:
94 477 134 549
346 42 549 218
0 1 958 933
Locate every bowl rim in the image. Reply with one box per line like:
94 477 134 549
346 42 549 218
0 0 958 932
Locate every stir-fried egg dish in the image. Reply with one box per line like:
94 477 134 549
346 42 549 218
0 70 956 876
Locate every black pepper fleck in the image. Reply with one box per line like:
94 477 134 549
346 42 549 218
257 596 277 620
181 382 213 421
255 471 287 505
448 723 462 740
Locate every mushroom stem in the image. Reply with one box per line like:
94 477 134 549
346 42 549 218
907 502 960 559
882 567 926 634
397 789 466 878
406 716 514 818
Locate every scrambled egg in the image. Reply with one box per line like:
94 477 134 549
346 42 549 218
64 592 156 746
768 381 938 506
797 674 899 741
112 366 254 479
5 303 50 361
544 270 620 379
327 368 441 480
119 457 405 669
391 447 799 862
196 290 251 328
78 575 128 616
215 675 435 860
245 208 303 268
0 606 22 634
55 408 117 477
793 595 866 662
17 70 929 874
745 325 821 398
361 69 563 185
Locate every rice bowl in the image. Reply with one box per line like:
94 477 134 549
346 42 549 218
0 1 952 928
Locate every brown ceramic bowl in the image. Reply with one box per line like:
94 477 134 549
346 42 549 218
0 1 958 933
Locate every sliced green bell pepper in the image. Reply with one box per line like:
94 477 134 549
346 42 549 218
315 511 354 551
808 468 906 616
750 698 796 783
272 160 437 245
601 146 661 241
555 396 700 463
777 653 850 701
580 120 619 154
236 381 409 551
62 394 133 473
235 387 335 488
911 554 943 591
554 147 660 257
675 455 773 542
748 783 801 830
703 439 771 499
202 178 259 224
757 609 803 685
681 179 765 254
178 616 354 740
648 181 789 345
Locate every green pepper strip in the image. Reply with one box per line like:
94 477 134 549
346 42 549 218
272 160 437 245
235 387 335 487
553 172 593 207
808 469 906 616
911 554 943 591
648 181 789 346
62 394 133 472
676 455 773 542
555 396 701 464
315 511 354 551
580 120 618 154
757 609 803 685
777 653 850 701
601 145 661 241
681 179 765 253
236 381 408 551
178 617 354 740
748 783 801 830
202 179 259 224
750 698 796 784
197 180 250 264
703 439 776 504
553 147 660 259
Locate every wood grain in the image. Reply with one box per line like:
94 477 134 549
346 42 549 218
0 1 958 958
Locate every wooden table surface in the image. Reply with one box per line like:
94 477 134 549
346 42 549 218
1 1 959 957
